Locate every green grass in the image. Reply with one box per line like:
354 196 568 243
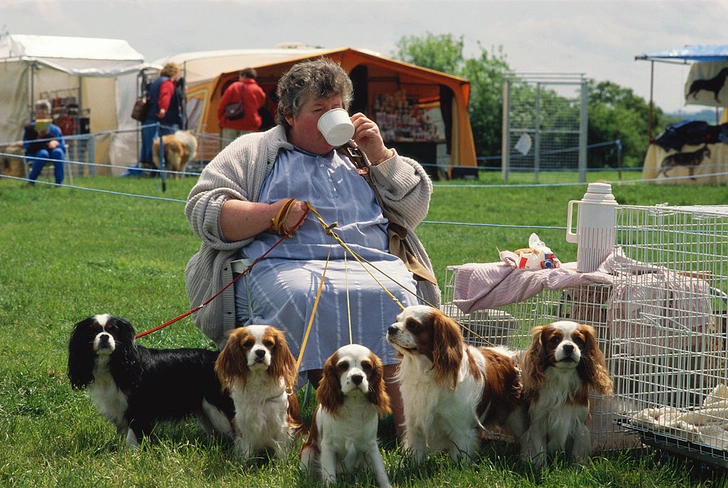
1 173 727 487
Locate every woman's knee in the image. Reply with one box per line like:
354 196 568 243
50 148 65 160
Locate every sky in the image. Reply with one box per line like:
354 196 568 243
4 0 728 115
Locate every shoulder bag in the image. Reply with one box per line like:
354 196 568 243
224 101 245 120
224 84 245 120
131 97 149 122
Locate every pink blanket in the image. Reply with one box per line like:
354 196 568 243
453 258 613 314
453 251 713 347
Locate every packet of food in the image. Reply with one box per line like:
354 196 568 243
504 233 561 269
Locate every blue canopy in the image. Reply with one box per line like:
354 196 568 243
636 44 728 62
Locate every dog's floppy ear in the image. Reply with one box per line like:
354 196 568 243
107 317 141 391
576 324 613 395
67 317 97 389
317 351 345 416
269 329 297 391
431 310 463 389
367 352 392 417
215 329 250 389
521 325 548 398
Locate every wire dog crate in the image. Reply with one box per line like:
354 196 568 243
610 205 728 467
441 268 641 452
441 204 728 460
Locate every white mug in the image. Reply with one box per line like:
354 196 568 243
317 108 355 146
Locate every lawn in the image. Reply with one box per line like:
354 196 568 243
1 173 727 487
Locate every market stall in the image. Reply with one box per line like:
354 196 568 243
0 34 151 174
159 46 477 178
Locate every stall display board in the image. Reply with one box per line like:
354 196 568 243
642 142 728 184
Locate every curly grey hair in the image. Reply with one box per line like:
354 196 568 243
275 58 353 129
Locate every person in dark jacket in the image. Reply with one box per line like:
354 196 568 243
139 62 182 166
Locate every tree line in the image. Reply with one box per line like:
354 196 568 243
392 33 680 170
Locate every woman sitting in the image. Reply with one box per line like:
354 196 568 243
184 58 439 431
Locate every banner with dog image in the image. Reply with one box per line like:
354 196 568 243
685 61 728 107
642 142 728 185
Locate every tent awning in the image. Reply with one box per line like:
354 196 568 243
0 34 144 62
153 47 328 85
636 44 728 63
0 34 148 75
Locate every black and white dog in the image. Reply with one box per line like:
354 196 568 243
68 314 235 447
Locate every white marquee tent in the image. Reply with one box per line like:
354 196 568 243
0 34 155 174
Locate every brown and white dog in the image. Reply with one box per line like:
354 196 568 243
215 325 303 460
518 321 613 469
300 344 391 488
386 305 526 463
151 130 197 178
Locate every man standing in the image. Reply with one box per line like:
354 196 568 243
217 67 267 149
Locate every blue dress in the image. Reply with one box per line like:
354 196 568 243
234 147 419 378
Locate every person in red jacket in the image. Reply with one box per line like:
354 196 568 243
217 67 267 149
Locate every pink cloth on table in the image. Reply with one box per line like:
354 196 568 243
453 259 613 314
453 250 713 354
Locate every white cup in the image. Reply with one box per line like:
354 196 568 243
317 108 355 146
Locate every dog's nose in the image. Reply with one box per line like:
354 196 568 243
387 325 398 335
255 349 266 358
351 374 363 385
563 344 574 355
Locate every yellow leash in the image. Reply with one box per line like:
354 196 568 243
293 201 445 370
304 202 414 310
295 246 332 373
344 252 352 345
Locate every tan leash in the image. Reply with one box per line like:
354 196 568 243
304 202 424 310
295 246 332 372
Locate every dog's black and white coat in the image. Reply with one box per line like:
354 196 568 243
67 314 235 447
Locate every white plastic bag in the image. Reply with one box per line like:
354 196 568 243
500 233 561 269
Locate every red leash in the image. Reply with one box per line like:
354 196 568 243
135 204 310 339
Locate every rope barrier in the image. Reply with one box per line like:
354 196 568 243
5 149 726 346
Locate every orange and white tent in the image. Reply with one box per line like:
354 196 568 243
158 46 477 178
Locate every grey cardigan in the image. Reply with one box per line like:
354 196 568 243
185 125 440 348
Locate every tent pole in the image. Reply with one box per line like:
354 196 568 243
648 60 654 141
30 61 36 119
